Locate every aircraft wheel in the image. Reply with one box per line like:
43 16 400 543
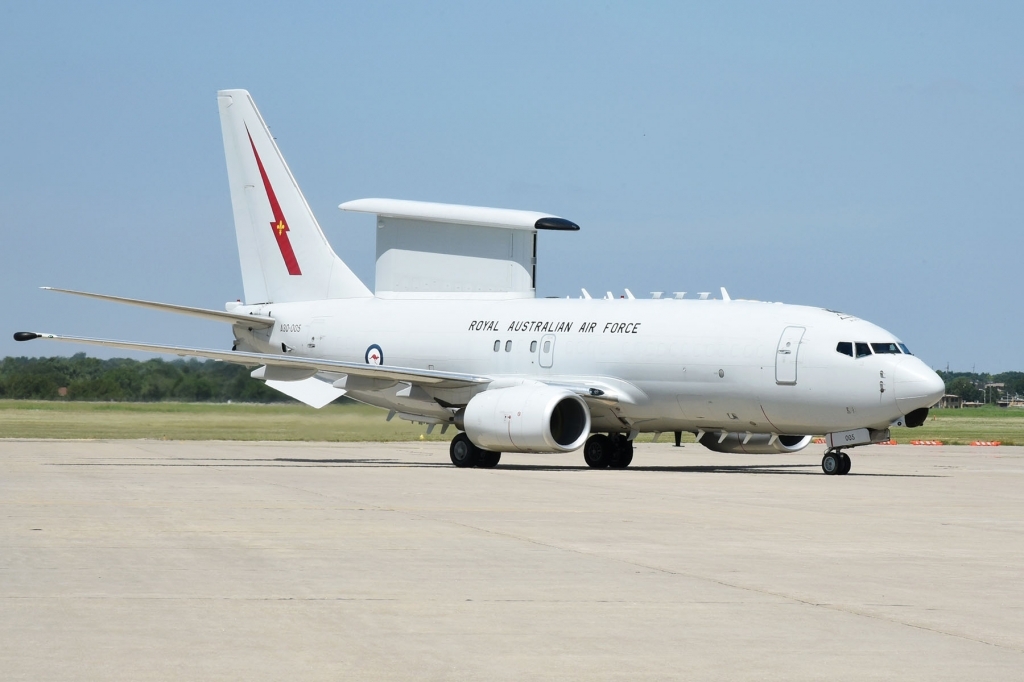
584 434 614 469
477 451 502 468
821 451 841 475
450 433 480 468
609 435 634 469
838 452 851 476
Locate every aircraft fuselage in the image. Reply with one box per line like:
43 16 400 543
231 296 943 436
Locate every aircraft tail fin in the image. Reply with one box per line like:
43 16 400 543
217 89 371 304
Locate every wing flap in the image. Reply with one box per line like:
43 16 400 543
265 377 346 408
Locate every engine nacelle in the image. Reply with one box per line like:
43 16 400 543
698 432 813 455
461 385 591 453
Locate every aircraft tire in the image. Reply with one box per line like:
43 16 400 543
477 451 502 468
609 435 634 469
838 452 851 475
584 434 614 469
821 451 840 475
450 433 481 468
609 450 633 468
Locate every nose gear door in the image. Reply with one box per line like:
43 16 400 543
775 326 805 385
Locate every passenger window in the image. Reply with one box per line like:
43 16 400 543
871 342 901 354
836 342 853 357
543 340 551 353
493 340 500 352
505 340 512 352
898 343 912 356
530 340 538 353
855 342 871 358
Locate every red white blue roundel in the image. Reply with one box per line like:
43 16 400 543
365 344 383 365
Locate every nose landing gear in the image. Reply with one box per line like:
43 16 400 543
822 450 851 476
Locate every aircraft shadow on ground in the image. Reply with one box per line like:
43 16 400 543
49 458 942 477
490 463 939 477
276 459 943 477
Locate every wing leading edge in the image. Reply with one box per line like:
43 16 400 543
13 332 490 389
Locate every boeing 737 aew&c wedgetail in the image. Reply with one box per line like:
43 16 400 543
15 89 945 474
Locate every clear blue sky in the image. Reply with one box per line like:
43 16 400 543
2 1 1021 372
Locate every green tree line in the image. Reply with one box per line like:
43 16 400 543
938 371 1024 403
0 353 292 402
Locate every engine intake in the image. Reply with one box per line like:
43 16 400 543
698 432 812 455
462 385 591 453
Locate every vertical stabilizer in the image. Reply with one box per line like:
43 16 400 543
218 89 371 303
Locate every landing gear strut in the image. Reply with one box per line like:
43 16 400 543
584 434 634 469
822 450 852 476
449 432 501 468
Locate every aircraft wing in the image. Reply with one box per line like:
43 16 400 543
42 288 276 329
13 332 490 388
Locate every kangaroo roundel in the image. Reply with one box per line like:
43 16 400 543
365 344 383 365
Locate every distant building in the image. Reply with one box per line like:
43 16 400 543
937 394 963 409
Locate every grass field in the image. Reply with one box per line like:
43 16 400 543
0 400 1021 445
0 400 454 442
889 405 1024 445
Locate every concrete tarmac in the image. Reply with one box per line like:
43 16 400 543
1 439 1023 680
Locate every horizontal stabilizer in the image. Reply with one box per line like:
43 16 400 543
42 288 275 329
14 332 490 389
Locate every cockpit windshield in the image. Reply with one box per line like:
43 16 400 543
837 341 908 358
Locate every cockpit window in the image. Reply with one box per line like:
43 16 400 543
871 342 901 354
898 343 912 355
836 342 853 357
855 342 872 358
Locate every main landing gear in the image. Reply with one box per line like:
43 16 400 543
584 434 634 469
822 450 852 476
449 432 501 469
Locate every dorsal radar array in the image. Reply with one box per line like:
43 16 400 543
340 199 578 300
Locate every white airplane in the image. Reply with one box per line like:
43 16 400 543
15 90 945 475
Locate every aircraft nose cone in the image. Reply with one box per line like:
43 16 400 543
895 360 945 413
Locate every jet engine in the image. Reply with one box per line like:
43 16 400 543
459 385 591 453
698 432 813 455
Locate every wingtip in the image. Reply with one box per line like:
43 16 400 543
13 332 40 341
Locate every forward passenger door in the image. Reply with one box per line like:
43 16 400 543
775 326 805 385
